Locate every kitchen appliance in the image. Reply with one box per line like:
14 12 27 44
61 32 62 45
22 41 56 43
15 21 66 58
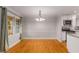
62 20 75 33
62 20 72 31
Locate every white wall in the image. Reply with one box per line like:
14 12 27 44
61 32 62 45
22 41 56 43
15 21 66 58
22 16 68 41
22 17 57 39
56 17 66 41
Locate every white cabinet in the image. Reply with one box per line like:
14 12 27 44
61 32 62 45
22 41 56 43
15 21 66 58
67 34 79 53
8 33 20 48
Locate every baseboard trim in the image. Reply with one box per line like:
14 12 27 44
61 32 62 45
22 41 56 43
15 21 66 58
7 40 21 50
22 38 63 43
22 37 57 40
57 39 62 42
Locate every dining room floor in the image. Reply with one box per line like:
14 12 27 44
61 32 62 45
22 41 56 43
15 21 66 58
7 39 68 53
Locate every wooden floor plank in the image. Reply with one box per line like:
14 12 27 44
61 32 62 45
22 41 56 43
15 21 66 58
7 39 68 53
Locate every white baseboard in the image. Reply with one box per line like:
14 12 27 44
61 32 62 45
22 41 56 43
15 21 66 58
8 40 21 49
22 37 57 40
57 39 62 42
22 37 63 43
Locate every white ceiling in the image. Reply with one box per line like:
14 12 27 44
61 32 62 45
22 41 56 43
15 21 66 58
6 6 79 18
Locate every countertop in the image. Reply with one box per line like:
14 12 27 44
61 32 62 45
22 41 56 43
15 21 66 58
67 32 79 38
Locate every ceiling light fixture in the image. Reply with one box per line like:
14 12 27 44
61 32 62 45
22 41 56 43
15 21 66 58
35 10 46 22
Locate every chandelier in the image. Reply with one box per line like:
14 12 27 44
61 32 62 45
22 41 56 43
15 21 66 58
35 10 46 21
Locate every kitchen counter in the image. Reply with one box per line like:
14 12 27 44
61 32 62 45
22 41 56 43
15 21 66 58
68 31 79 38
68 33 79 38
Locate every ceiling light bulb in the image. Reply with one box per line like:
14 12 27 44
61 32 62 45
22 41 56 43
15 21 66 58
35 18 46 22
35 18 40 21
40 18 45 21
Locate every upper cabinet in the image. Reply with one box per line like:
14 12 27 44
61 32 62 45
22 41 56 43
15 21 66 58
7 16 13 36
62 15 76 28
61 14 77 31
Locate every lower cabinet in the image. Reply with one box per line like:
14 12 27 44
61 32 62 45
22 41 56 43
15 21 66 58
67 34 79 53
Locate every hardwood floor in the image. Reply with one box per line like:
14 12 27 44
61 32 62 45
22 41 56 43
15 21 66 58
7 39 68 53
